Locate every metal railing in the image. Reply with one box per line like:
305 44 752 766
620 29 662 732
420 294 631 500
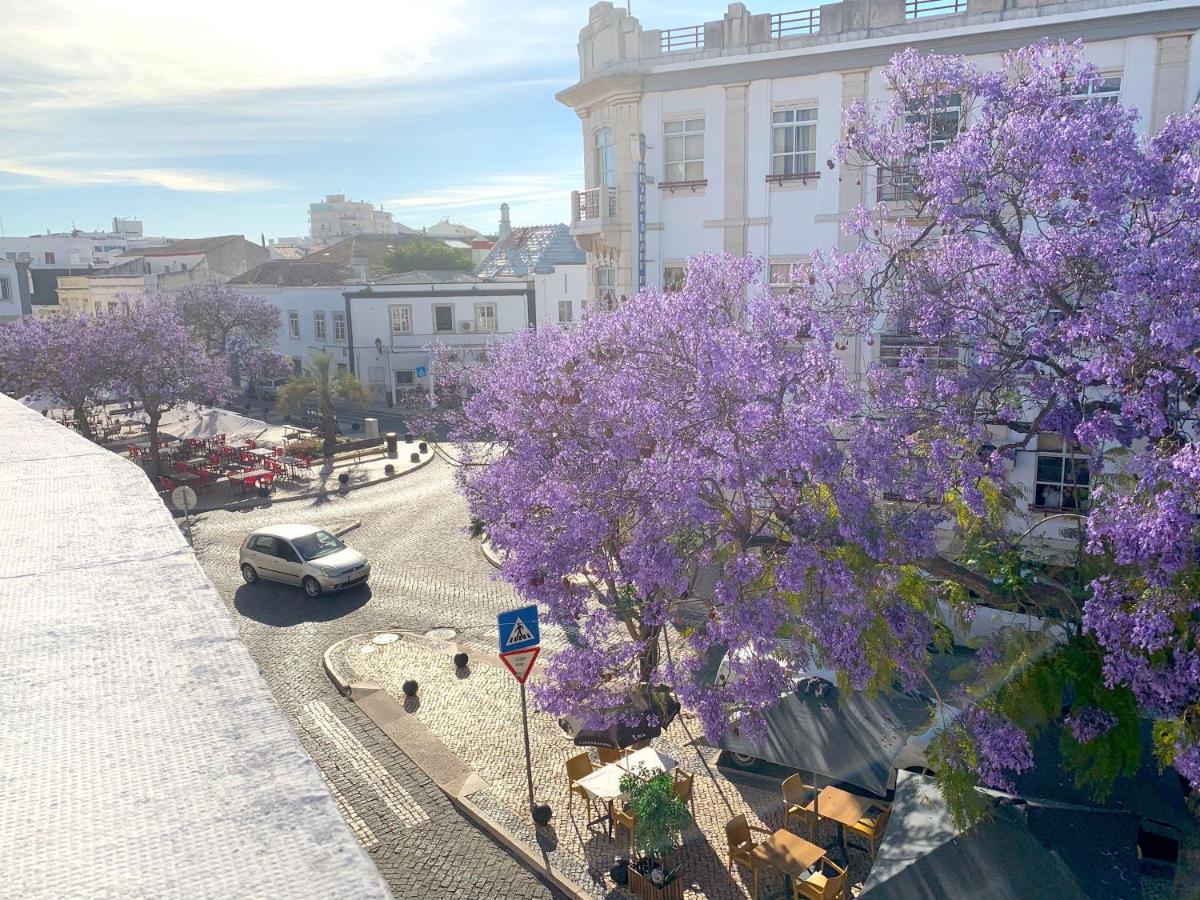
771 8 820 38
573 186 617 224
661 24 704 52
905 0 967 18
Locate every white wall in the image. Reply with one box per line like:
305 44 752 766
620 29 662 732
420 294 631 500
533 264 587 327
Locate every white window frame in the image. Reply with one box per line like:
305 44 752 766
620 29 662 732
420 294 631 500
332 311 346 342
664 117 705 183
1074 72 1122 105
771 106 818 178
287 309 300 339
878 332 957 369
389 304 412 335
0 276 10 302
557 300 574 324
596 266 617 310
475 303 498 333
314 311 327 341
662 265 686 293
593 126 615 190
433 304 455 334
1034 435 1091 512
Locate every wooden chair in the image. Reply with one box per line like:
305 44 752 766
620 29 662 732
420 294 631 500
845 804 891 860
792 856 847 900
612 802 638 852
597 747 623 764
725 814 771 899
672 769 696 817
566 752 593 812
782 773 818 838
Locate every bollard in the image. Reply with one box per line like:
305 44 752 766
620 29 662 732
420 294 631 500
385 431 398 458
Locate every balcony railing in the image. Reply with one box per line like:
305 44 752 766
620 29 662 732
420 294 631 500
905 0 967 18
661 24 704 53
771 8 820 38
573 186 617 226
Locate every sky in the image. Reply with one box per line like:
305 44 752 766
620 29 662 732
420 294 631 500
0 0 706 242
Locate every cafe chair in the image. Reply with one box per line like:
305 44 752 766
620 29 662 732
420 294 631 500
792 856 847 900
597 747 623 764
782 773 818 839
612 802 637 852
845 804 891 860
725 813 771 900
566 752 593 812
672 769 696 817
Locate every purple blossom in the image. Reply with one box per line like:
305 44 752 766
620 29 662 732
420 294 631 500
1065 708 1119 744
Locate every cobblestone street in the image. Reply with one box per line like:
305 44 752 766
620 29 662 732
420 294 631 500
190 457 562 899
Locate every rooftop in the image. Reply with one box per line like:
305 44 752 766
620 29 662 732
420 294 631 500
117 235 251 257
228 259 356 287
373 270 483 285
474 224 585 278
0 393 389 898
301 233 420 276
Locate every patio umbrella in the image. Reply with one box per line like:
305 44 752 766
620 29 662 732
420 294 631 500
718 671 937 796
560 686 682 749
860 771 1141 899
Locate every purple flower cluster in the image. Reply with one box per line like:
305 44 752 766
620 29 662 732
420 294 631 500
1065 707 1119 744
965 708 1034 793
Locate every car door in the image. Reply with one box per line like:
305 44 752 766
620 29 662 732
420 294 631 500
272 538 306 585
248 535 288 584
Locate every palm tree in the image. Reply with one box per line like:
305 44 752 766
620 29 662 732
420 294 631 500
277 352 369 458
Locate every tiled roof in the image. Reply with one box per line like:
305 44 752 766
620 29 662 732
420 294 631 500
372 270 483 285
474 224 584 277
118 235 248 257
0 394 389 899
301 233 420 274
228 260 355 286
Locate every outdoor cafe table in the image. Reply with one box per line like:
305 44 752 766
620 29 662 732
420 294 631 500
813 785 884 851
752 829 825 898
226 440 249 450
227 468 272 493
576 746 677 836
248 447 275 459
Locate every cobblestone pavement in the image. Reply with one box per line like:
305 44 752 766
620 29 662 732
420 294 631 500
331 634 878 900
189 457 562 900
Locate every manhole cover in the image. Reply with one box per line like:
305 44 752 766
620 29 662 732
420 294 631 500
425 627 456 641
372 633 400 645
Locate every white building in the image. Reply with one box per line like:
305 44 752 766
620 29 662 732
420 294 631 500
559 0 1200 553
423 218 482 240
0 220 170 270
0 259 33 321
308 194 415 241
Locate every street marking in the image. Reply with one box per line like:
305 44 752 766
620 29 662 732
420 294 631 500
318 769 379 850
302 700 430 832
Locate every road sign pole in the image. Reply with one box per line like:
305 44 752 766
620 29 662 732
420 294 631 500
519 682 535 816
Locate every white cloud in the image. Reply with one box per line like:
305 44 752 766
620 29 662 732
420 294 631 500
0 159 285 192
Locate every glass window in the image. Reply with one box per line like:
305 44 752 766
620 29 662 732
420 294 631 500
664 118 704 183
5 252 16 260
771 107 818 177
594 127 615 189
1074 74 1122 105
44 251 55 265
596 266 616 311
434 304 455 333
332 311 346 341
879 332 957 368
314 311 326 340
291 356 302 375
287 310 300 339
475 303 497 332
389 304 412 335
0 277 9 302
395 370 416 387
663 266 686 292
291 529 345 561
558 300 574 323
1035 435 1090 511
908 92 961 153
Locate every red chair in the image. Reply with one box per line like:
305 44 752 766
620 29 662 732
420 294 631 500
159 476 176 492
215 433 226 445
246 439 257 450
274 446 284 457
127 445 141 459
260 472 275 489
209 453 220 467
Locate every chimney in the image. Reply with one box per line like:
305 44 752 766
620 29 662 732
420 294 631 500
498 203 511 242
260 233 266 248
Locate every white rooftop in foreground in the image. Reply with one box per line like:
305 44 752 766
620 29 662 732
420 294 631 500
0 393 390 898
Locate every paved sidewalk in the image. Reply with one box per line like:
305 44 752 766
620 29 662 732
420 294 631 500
327 632 876 900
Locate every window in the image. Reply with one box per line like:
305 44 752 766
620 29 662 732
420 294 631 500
389 304 412 335
0 277 9 302
558 300 574 324
107 302 118 313
4 252 15 261
664 118 704 183
771 107 818 177
594 127 615 189
332 311 346 342
395 370 416 388
663 266 686 292
475 303 497 332
1035 434 1090 511
878 332 957 369
44 251 55 265
314 311 327 340
17 252 31 261
179 262 188 272
291 356 303 375
596 266 616 310
1074 74 1122 105
287 310 300 339
878 93 961 202
434 304 455 333
367 365 385 384
336 362 348 375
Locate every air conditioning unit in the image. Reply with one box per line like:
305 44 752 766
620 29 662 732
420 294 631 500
460 321 473 332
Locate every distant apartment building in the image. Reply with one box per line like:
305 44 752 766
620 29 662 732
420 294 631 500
558 0 1200 553
422 218 482 240
230 209 585 405
308 194 415 241
0 259 33 321
0 218 168 270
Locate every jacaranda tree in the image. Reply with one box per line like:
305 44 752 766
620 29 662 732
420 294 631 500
173 283 287 388
440 41 1200 815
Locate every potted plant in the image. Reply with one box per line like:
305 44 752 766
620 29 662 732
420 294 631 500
619 767 691 900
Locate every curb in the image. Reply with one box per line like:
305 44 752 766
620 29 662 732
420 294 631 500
167 450 435 518
480 535 504 569
321 631 593 900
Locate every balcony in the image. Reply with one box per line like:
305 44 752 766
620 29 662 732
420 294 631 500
771 8 820 37
570 186 620 253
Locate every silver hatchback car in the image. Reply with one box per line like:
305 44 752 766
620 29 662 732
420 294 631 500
239 524 371 597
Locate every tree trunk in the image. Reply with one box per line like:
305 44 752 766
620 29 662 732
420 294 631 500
638 624 662 683
72 400 96 443
146 411 163 485
321 394 337 458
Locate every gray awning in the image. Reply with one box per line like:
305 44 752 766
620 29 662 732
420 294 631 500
860 771 1142 900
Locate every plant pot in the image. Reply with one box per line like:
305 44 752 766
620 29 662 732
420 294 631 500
628 859 683 900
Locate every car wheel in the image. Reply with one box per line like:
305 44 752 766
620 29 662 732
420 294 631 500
241 563 259 584
302 576 323 598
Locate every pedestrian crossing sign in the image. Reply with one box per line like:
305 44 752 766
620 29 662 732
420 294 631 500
497 604 540 653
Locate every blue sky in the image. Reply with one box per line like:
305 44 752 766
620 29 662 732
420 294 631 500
0 0 706 241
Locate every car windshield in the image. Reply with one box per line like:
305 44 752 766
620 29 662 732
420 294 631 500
291 530 345 561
